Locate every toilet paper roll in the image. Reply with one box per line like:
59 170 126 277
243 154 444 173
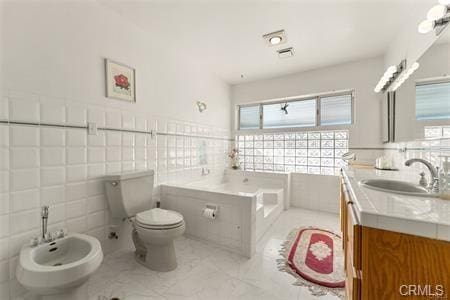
202 208 217 219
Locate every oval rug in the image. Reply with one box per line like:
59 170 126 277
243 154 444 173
277 227 345 299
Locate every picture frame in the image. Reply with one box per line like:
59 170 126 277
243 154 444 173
105 58 136 102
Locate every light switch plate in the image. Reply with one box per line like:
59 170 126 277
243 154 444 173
88 122 98 135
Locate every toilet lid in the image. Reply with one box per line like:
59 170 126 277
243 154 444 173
136 208 183 227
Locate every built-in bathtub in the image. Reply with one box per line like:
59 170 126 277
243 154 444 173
160 171 286 257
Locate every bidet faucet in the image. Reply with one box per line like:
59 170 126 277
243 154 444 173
41 206 49 240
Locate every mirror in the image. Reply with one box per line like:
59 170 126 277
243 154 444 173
393 27 450 142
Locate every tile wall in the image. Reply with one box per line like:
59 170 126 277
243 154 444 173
0 90 230 298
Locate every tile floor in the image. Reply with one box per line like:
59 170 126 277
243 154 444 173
88 208 341 300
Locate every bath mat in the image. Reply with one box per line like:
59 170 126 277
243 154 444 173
277 227 345 299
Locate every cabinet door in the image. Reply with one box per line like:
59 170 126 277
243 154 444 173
346 203 362 300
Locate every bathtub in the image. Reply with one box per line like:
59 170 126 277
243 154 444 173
160 174 285 257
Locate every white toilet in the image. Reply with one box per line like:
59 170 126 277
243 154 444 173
104 170 185 271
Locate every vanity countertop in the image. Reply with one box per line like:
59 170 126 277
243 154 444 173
341 166 450 242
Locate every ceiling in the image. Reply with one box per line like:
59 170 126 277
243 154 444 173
99 0 434 85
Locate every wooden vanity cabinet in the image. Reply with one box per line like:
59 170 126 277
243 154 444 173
340 176 450 300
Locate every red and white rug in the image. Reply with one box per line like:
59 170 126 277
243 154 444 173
277 227 345 299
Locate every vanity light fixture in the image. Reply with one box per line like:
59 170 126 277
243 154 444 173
263 30 287 47
374 60 406 93
418 4 450 35
390 62 420 91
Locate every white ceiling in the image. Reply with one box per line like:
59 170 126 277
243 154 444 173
99 0 433 85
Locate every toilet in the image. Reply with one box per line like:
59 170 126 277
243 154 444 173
104 170 185 271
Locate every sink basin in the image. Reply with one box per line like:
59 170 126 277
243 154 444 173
359 179 439 197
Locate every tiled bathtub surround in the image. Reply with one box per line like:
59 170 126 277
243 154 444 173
161 170 287 257
0 91 230 298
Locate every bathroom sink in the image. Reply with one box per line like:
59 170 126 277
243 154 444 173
359 179 439 197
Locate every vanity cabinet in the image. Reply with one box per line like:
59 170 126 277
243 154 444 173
340 177 450 300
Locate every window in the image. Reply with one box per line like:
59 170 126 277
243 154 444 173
263 99 316 129
239 105 260 129
424 126 450 138
237 130 349 176
416 81 450 121
320 94 352 125
238 91 353 130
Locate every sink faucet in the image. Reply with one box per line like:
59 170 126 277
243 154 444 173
41 206 49 240
404 158 439 192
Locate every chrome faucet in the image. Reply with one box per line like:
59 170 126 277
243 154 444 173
404 158 439 192
41 206 49 240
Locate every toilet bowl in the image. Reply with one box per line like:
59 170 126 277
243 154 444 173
104 170 185 271
16 233 103 300
133 208 185 271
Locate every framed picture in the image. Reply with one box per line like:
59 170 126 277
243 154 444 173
105 59 136 102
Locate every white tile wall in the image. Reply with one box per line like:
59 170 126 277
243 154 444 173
0 90 231 298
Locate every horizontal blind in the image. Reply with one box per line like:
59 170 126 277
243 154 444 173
416 81 450 120
239 105 260 129
320 94 352 125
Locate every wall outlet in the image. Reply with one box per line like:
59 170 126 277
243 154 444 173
88 122 98 135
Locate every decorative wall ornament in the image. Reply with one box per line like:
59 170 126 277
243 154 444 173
196 101 207 112
105 59 136 102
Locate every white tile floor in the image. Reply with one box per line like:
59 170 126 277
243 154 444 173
88 208 341 300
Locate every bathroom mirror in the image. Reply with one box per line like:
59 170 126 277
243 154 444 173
393 27 450 142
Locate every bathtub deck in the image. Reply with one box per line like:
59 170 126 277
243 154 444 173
88 208 340 300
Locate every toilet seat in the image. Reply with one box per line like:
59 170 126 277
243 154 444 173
135 208 184 230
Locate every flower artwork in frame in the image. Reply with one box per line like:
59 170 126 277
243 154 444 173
105 59 136 102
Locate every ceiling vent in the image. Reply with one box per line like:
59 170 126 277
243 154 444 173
277 47 294 58
262 30 287 46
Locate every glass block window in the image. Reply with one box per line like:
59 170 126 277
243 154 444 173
263 99 316 128
237 130 349 175
424 126 450 139
416 81 450 121
239 105 260 129
320 94 352 125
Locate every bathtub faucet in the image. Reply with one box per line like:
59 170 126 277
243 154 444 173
201 167 210 176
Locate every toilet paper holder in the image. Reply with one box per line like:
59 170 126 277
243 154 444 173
202 203 219 219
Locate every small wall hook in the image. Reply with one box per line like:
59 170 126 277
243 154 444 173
196 101 207 113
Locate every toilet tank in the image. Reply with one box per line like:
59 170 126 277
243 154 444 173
104 170 155 219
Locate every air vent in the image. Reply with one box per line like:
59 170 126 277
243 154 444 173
277 47 294 58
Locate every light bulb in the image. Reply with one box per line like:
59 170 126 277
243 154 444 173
439 0 450 5
427 5 448 21
411 62 420 71
269 36 282 45
418 19 434 33
387 65 397 76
